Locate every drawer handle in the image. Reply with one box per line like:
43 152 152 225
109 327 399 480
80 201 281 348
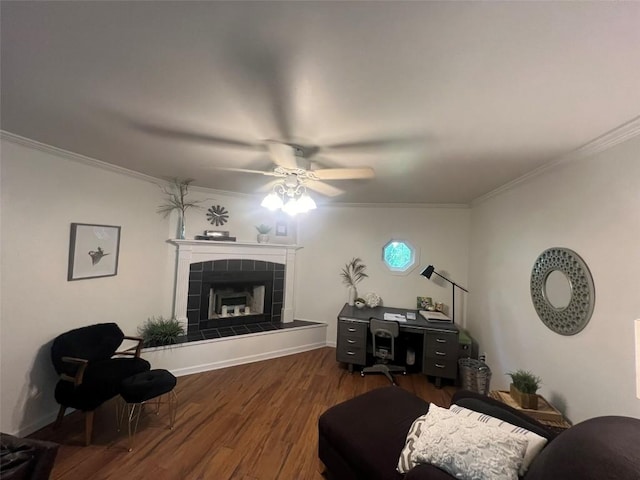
347 339 357 344
436 338 447 343
348 328 357 332
435 351 446 356
346 351 356 356
435 363 445 369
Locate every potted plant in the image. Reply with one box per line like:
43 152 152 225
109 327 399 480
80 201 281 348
255 224 272 243
340 257 368 306
138 316 185 347
157 178 203 239
507 369 542 409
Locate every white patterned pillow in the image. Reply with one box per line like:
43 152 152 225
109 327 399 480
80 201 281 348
449 404 548 474
413 404 528 480
397 409 429 473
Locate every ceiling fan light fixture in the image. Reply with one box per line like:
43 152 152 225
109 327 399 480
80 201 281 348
297 193 317 211
261 192 283 211
282 197 301 216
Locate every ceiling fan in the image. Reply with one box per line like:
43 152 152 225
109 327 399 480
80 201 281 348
213 141 376 198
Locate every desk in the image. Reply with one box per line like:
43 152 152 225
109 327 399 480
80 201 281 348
336 304 459 386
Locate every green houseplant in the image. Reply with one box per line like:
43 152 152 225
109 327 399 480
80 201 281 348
507 369 542 409
138 316 185 347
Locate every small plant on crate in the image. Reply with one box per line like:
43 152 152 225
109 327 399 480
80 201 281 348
507 369 542 409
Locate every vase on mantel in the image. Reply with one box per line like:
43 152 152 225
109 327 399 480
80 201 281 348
347 286 358 306
177 211 186 240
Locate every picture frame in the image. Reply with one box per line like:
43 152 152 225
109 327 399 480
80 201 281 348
68 223 121 281
275 221 288 237
417 296 433 310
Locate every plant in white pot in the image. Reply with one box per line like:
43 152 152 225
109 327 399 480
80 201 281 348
507 369 542 409
340 257 368 306
256 224 272 243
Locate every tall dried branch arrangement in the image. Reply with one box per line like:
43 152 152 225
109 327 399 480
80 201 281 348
157 178 202 217
340 257 368 287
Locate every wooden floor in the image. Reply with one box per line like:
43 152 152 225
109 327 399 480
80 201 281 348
31 347 457 480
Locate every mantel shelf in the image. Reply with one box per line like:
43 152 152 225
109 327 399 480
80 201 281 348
168 239 302 250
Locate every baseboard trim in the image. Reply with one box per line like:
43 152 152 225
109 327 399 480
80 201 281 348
171 341 327 377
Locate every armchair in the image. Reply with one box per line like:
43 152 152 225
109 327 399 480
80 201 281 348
50 323 150 445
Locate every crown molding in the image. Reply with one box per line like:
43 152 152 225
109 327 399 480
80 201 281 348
472 115 640 206
0 130 256 199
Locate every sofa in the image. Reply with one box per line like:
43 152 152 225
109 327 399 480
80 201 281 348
318 386 640 480
0 433 59 480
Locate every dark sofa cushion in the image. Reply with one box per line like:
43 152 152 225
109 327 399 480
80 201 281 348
524 416 640 480
319 386 429 480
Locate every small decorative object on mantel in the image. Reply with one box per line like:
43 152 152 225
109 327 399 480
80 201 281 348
507 369 542 410
157 178 203 239
255 224 272 243
355 298 366 309
363 292 381 308
340 258 368 306
206 205 229 226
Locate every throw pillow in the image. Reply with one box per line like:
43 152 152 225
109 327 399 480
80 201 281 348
397 408 429 473
449 404 548 474
413 404 528 480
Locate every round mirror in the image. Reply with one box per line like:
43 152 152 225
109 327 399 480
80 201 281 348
530 247 595 335
543 270 572 310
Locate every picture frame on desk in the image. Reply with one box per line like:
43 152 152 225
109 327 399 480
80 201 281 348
417 296 433 310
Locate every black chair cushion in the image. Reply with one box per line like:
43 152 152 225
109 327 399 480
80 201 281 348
55 357 150 411
120 369 177 404
51 323 125 376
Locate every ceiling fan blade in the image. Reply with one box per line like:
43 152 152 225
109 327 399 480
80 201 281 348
305 181 344 197
256 179 283 193
130 121 260 150
322 135 427 151
312 167 375 180
267 142 298 169
211 167 281 176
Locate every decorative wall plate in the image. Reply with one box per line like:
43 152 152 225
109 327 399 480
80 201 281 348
206 205 229 226
530 247 595 335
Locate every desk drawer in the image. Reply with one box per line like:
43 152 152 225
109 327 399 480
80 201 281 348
336 344 366 365
424 332 459 357
338 321 367 338
423 357 457 379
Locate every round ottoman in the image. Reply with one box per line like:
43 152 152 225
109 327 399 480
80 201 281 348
118 369 177 451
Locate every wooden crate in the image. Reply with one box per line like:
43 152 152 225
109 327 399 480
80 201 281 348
489 390 566 423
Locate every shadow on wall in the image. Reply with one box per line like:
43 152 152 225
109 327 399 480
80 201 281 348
13 340 58 435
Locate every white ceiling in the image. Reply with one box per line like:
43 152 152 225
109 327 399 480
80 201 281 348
2 1 640 205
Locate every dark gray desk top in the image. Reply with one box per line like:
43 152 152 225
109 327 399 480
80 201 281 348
338 303 458 333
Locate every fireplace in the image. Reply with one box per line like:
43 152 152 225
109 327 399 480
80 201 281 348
170 240 300 333
188 260 284 333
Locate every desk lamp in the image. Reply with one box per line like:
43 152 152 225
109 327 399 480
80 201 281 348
420 265 468 324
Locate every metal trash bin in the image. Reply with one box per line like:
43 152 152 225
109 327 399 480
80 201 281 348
458 358 492 395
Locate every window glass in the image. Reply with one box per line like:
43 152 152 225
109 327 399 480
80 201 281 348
383 240 417 274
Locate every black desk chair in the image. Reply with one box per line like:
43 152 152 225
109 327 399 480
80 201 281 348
361 318 406 384
50 323 150 445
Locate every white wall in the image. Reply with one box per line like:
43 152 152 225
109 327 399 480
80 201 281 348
295 205 471 344
0 137 299 436
468 135 640 423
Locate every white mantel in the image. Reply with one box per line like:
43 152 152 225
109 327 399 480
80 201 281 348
169 239 302 328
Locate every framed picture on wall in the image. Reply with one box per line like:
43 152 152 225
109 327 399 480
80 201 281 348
275 221 288 236
68 223 121 281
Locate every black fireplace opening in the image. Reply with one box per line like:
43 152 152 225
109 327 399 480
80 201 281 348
187 259 285 334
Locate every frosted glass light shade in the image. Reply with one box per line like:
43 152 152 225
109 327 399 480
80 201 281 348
282 198 301 216
297 193 317 211
261 193 283 210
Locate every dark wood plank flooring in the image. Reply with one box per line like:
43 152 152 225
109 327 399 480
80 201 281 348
30 347 457 480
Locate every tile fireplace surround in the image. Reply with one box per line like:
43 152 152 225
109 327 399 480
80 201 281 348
169 240 301 334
